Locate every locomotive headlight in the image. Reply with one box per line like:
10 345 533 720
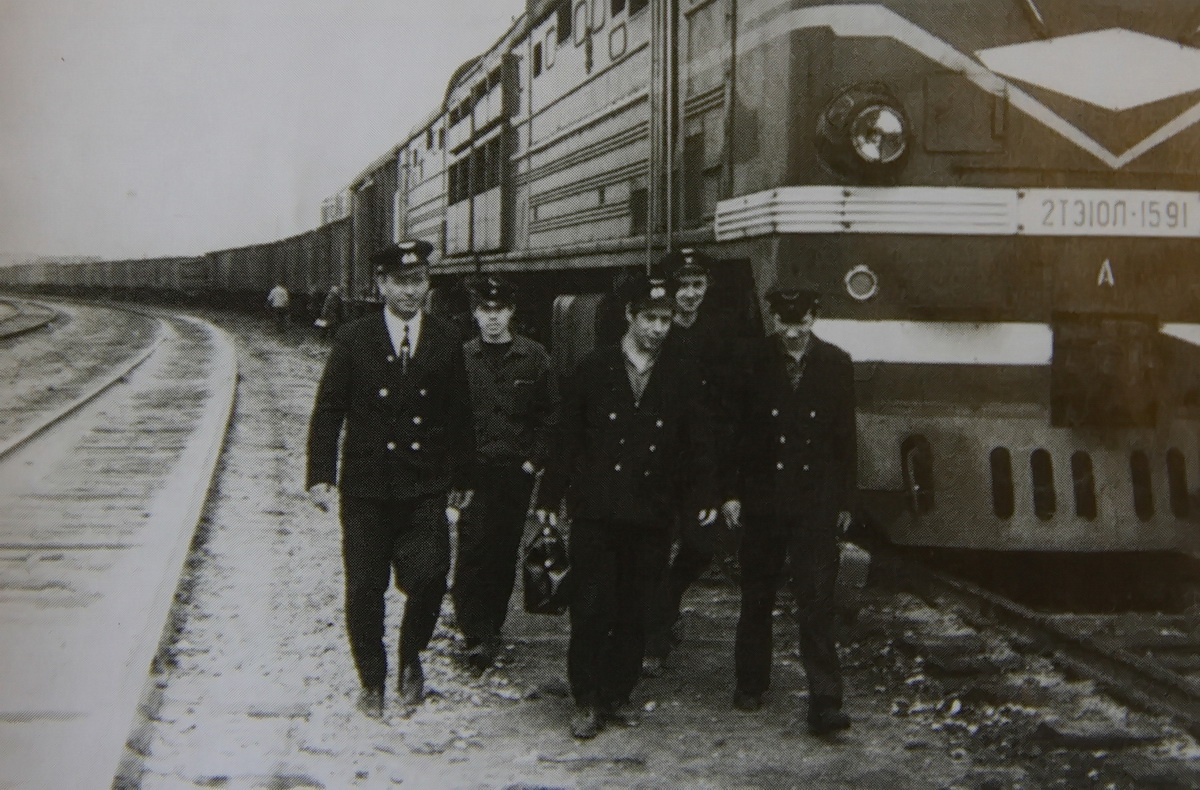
815 83 911 181
850 106 907 164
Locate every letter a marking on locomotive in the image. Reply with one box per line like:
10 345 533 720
1098 259 1115 287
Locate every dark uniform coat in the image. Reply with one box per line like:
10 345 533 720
306 310 475 499
538 344 717 525
463 334 557 469
728 334 857 519
730 332 857 709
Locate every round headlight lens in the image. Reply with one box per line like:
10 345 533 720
850 105 907 164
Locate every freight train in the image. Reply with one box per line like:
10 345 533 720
5 0 1200 555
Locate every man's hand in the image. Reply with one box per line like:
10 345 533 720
308 483 336 513
698 509 718 527
448 489 475 512
721 499 742 530
521 460 537 475
837 510 853 536
534 508 558 528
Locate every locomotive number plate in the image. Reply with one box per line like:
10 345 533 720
1018 189 1200 237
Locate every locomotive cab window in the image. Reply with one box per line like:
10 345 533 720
629 0 647 15
612 0 625 13
557 1 572 44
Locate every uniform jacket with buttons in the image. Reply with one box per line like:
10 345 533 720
463 334 558 468
728 334 857 518
538 344 717 525
306 310 475 499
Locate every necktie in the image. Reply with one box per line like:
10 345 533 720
400 324 411 373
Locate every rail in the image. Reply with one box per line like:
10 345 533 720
887 551 1200 740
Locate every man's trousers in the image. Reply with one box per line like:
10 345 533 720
734 508 843 709
452 464 535 646
340 495 449 691
568 519 670 707
644 508 724 659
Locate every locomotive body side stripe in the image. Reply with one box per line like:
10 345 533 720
704 3 1200 170
814 321 1200 364
813 319 1052 365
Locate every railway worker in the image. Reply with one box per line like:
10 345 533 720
306 239 476 720
535 270 719 740
315 284 343 339
643 247 740 676
452 274 558 673
266 281 290 330
725 280 856 736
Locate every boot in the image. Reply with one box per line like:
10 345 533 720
398 661 425 710
807 704 850 736
601 699 642 728
356 687 384 719
570 705 601 739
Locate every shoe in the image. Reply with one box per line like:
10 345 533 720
669 617 685 647
570 706 602 740
733 689 762 712
398 661 425 709
641 656 664 678
601 700 641 728
808 706 851 736
356 687 384 719
465 636 499 673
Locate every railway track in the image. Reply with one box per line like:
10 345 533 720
0 297 57 340
0 304 236 789
890 551 1200 742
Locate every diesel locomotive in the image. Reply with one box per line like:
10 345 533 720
5 0 1199 553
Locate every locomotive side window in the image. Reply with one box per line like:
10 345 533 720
533 42 543 77
557 1 572 44
611 0 625 13
629 187 647 235
629 0 647 14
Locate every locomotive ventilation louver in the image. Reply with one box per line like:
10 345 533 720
816 83 910 181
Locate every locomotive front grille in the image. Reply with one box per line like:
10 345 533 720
983 445 1193 524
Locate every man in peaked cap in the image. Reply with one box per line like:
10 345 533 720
452 274 558 673
306 239 476 719
535 269 719 740
642 247 743 676
723 279 857 736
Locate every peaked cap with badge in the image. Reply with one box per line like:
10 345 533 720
467 274 517 307
620 268 678 313
765 278 822 323
373 239 435 275
658 247 712 279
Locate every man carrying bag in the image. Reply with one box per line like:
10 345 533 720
535 269 718 740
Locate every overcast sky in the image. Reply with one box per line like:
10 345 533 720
0 0 525 260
